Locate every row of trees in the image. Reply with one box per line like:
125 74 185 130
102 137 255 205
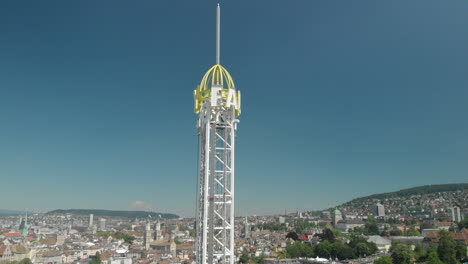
284 236 378 260
95 231 135 244
458 219 468 229
374 230 467 264
352 216 423 237
295 220 318 234
350 216 381 236
379 227 421 237
239 252 265 264
259 223 288 232
257 220 318 234
3 258 32 264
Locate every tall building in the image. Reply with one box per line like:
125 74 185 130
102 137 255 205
89 214 94 228
450 207 462 222
194 5 241 264
154 220 162 241
278 216 286 224
244 217 249 238
143 221 152 250
372 203 385 217
332 208 343 226
99 218 106 231
321 211 331 220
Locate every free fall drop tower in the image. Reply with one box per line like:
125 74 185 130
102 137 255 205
193 4 241 264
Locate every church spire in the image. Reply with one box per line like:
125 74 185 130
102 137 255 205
22 212 28 238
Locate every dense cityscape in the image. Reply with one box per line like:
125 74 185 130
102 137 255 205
1 185 467 264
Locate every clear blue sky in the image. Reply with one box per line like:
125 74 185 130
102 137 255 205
1 1 467 217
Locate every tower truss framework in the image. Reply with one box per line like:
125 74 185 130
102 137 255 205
194 5 241 264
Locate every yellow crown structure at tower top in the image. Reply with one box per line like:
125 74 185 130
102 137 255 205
194 64 241 117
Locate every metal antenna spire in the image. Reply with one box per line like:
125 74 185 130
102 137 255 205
216 3 221 65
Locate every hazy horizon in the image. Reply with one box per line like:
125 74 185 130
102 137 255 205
1 1 467 217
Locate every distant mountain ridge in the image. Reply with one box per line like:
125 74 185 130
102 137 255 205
345 183 468 205
0 209 28 216
47 209 179 219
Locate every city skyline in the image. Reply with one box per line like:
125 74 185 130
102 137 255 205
1 0 468 217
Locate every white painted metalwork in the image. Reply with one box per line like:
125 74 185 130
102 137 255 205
195 5 240 264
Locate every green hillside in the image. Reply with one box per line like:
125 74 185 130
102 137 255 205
345 183 468 204
47 209 179 219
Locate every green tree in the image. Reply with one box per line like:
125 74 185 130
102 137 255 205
295 220 316 234
389 230 403 236
114 232 135 244
405 228 420 237
286 232 299 241
316 228 336 243
390 243 413 264
315 241 332 258
426 247 443 264
352 226 366 235
303 244 314 258
276 251 287 259
262 223 288 232
437 230 458 264
338 246 356 260
458 219 468 229
286 242 302 258
18 259 32 264
413 244 426 262
286 241 314 258
348 236 378 256
95 232 111 237
252 255 266 264
365 216 379 235
374 256 393 264
330 241 352 260
455 242 467 262
90 252 102 264
354 242 370 258
189 228 196 237
420 222 434 230
239 250 249 264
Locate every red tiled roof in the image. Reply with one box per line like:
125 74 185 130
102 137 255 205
425 231 438 239
2 233 22 237
452 233 468 245
298 235 309 241
0 245 7 256
433 222 455 226
424 230 468 245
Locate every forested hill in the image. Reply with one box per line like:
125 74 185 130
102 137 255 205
47 209 179 219
345 183 468 205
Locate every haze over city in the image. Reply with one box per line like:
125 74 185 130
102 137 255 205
1 0 468 217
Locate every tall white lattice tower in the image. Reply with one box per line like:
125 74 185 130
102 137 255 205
194 4 241 264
